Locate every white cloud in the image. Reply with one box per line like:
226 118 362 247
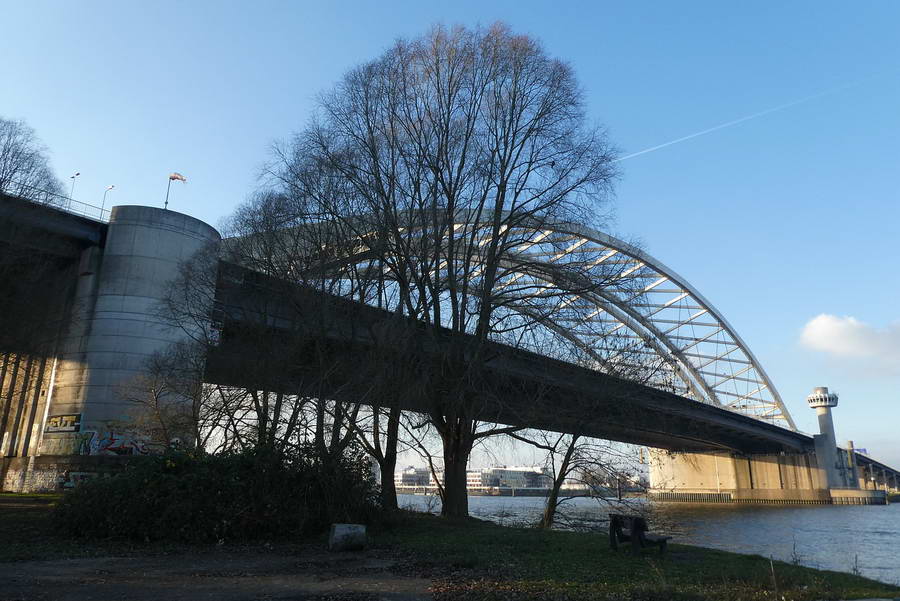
800 314 900 363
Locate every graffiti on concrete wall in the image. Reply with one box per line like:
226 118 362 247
75 431 153 456
58 471 99 489
45 414 82 433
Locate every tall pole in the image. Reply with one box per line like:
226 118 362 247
68 172 80 207
101 185 114 218
164 178 172 210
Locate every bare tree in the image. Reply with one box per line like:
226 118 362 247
270 23 620 517
157 190 385 462
505 335 670 529
119 342 251 452
0 117 64 203
506 429 642 529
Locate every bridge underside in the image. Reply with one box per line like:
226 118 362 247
207 271 811 455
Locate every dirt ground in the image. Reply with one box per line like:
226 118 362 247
0 549 432 601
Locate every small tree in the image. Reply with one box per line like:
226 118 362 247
119 342 248 452
508 429 643 529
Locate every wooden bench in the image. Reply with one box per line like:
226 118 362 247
608 513 671 556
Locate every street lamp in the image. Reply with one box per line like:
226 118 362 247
69 172 81 201
101 185 115 218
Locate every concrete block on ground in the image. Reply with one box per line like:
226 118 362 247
328 523 367 551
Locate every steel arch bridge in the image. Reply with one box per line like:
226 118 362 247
527 222 796 431
317 214 797 432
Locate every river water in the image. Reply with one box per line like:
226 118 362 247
397 494 900 585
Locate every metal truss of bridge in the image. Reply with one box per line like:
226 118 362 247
322 215 797 432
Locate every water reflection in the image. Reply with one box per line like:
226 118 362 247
397 494 900 585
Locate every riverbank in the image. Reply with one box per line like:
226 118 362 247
2 493 898 600
399 492 900 583
381 511 899 600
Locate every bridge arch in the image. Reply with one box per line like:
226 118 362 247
286 214 797 431
497 223 796 430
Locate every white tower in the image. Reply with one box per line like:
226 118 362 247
807 386 839 446
807 386 842 488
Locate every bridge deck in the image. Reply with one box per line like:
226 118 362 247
207 263 812 454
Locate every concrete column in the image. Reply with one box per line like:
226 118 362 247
807 388 842 489
815 406 837 450
39 206 220 456
846 441 859 487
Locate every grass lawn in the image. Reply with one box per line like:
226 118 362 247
3 493 898 601
376 512 900 601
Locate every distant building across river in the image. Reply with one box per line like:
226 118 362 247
395 465 560 496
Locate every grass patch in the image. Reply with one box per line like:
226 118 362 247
3 493 898 600
375 511 900 601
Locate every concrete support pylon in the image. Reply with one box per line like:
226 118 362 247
39 206 221 458
846 440 859 485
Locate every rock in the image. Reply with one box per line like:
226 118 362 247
328 523 367 551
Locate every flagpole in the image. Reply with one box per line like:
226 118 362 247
164 178 172 210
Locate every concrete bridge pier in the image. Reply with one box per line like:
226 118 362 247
1 206 220 492
648 449 887 505
648 387 890 505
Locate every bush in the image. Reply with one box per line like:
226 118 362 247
52 446 380 543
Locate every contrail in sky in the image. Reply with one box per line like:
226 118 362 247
614 75 883 162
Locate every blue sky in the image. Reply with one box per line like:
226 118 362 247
3 1 898 465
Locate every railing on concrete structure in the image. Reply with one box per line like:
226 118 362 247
5 180 110 222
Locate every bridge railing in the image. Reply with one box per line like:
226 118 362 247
4 180 110 222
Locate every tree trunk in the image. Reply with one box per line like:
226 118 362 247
379 407 401 511
380 462 398 510
440 417 474 517
539 486 560 529
539 435 579 529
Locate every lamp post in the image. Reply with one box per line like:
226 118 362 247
101 185 115 218
68 172 80 206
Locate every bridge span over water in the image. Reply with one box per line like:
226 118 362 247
1 195 897 502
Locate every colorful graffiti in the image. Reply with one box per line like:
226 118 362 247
75 431 153 456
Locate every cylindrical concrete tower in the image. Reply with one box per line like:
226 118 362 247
807 386 842 489
807 386 839 448
39 206 221 457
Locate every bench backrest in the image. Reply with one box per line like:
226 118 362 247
609 513 648 536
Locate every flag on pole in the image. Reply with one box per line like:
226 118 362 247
164 172 187 210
